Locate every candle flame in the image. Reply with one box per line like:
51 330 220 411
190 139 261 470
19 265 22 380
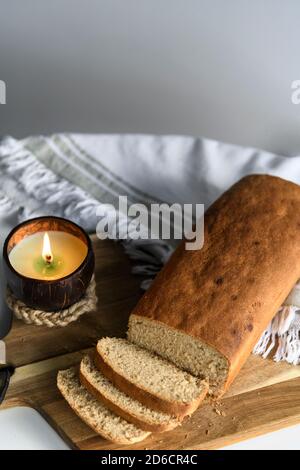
42 232 53 264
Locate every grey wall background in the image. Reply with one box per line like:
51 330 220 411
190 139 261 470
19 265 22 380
1 0 300 154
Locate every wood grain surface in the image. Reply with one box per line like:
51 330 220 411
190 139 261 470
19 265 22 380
1 236 300 450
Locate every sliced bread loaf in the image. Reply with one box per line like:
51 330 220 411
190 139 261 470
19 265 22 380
57 367 150 444
94 337 208 418
127 175 300 396
80 355 180 432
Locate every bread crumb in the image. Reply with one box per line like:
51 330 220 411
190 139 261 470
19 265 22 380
213 400 227 417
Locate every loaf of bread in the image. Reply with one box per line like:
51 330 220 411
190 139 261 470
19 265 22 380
128 175 300 396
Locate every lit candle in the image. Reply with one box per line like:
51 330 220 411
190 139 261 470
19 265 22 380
9 231 88 281
3 216 95 311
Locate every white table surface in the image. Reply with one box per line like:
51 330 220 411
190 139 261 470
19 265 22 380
222 423 300 450
0 406 69 450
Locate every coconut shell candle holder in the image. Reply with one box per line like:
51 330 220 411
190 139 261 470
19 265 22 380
3 216 95 312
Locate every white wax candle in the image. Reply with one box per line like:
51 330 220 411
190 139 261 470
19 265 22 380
9 231 88 280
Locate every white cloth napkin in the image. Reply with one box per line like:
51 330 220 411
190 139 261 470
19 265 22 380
0 133 300 364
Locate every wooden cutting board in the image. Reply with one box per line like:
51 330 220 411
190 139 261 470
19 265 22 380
1 235 300 450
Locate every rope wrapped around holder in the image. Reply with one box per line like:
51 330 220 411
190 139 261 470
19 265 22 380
6 275 97 328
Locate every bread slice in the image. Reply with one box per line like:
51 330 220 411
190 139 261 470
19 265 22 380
80 355 180 432
127 175 300 396
95 337 208 418
57 367 150 444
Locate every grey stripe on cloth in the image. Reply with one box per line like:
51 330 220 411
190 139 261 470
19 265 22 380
24 134 163 208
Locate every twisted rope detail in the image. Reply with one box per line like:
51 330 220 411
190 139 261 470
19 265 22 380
6 276 97 328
